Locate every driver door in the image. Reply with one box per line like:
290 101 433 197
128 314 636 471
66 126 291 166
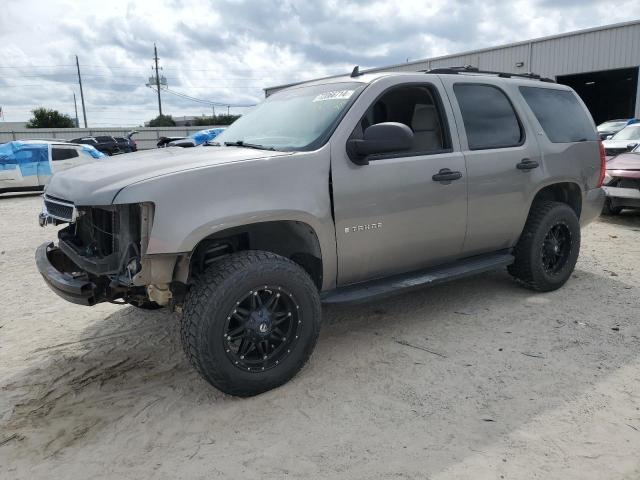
330 77 468 286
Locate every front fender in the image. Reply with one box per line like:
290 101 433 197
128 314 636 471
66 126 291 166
113 147 338 290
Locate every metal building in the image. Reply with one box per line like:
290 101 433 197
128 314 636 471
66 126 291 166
265 20 640 124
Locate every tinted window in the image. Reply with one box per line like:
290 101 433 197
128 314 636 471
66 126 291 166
454 84 523 150
95 136 114 142
519 87 598 143
52 148 79 161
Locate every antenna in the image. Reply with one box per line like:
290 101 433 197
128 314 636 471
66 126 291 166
350 65 360 77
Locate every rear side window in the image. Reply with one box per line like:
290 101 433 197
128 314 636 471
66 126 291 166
95 136 113 142
52 148 79 161
454 84 523 150
519 87 598 143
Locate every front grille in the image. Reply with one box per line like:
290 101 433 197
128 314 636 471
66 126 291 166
44 196 74 222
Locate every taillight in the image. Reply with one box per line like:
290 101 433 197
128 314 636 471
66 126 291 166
597 141 606 187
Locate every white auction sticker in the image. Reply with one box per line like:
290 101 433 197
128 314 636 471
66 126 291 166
312 90 355 102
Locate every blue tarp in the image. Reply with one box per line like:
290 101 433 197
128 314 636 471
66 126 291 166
0 141 51 177
81 145 106 158
190 128 226 145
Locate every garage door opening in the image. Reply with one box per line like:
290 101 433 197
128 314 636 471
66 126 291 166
557 67 638 125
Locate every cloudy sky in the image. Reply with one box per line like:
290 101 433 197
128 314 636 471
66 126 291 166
1 0 639 127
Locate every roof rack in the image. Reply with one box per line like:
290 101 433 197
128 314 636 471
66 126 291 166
421 65 556 83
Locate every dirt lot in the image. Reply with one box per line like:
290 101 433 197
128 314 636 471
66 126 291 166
1 193 639 480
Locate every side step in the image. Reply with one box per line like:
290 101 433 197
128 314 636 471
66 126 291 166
321 251 514 304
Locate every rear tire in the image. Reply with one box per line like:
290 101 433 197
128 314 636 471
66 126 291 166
508 201 580 292
181 251 321 397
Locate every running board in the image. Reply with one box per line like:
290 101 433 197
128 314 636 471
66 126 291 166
321 251 514 304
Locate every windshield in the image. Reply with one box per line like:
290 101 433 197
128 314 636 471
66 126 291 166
598 121 627 132
214 82 365 151
611 125 640 141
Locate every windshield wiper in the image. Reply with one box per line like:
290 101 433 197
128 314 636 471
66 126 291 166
224 140 276 151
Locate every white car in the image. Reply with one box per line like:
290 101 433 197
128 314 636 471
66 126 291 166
0 140 104 194
602 123 640 157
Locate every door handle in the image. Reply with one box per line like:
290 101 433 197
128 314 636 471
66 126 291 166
516 158 539 170
432 168 462 182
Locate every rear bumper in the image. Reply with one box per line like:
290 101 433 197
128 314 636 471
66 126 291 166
603 186 640 208
580 187 605 226
35 242 100 306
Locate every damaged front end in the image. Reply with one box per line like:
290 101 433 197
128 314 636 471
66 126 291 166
36 195 184 307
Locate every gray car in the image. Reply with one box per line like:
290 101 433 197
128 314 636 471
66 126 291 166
36 67 605 396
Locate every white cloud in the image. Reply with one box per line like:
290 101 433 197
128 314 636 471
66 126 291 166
0 0 638 126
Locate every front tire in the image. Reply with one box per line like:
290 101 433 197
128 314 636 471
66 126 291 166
181 251 321 397
127 299 163 310
508 201 580 292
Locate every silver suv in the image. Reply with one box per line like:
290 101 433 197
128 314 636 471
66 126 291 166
36 67 605 396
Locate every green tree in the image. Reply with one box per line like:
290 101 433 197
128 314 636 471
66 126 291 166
25 107 75 128
148 114 176 127
193 114 240 126
213 114 240 126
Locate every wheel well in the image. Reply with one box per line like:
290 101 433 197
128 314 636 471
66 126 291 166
531 183 582 218
188 221 323 289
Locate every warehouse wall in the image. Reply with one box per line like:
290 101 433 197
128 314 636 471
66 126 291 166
0 126 225 151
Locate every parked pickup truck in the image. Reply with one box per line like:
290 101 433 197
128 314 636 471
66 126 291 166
36 67 605 396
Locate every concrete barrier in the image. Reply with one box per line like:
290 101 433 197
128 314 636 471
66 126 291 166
0 126 226 151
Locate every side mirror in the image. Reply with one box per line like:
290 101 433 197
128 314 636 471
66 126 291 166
627 143 638 151
347 122 414 165
606 135 613 140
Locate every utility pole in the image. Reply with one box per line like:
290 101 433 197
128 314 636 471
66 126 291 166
154 43 163 117
227 105 230 116
73 92 79 128
75 55 88 128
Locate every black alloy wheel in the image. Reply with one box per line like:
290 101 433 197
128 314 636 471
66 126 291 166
223 286 301 372
541 222 572 275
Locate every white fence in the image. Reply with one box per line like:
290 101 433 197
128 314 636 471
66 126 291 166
0 126 225 151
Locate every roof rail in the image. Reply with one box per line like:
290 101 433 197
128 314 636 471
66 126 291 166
422 65 556 83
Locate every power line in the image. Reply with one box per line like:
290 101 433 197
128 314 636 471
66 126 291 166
160 86 256 107
0 63 293 76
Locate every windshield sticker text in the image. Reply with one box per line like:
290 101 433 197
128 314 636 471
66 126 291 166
313 90 355 102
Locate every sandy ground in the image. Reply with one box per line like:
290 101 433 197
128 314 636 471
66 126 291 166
0 192 639 480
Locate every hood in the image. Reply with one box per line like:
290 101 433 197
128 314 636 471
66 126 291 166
45 146 291 205
606 152 640 171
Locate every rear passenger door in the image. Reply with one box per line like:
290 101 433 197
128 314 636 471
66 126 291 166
440 77 544 255
51 146 82 174
331 78 468 285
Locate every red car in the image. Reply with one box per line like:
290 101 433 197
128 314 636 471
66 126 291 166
602 144 640 215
